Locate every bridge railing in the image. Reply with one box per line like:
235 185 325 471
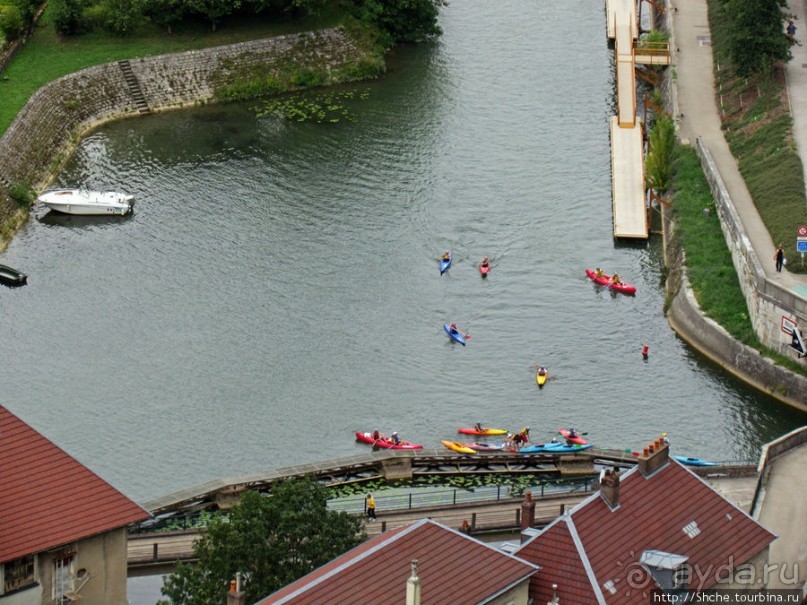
750 426 807 517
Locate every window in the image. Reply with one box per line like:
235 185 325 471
54 555 75 604
3 554 35 592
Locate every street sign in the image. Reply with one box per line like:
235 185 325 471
792 327 806 358
782 316 797 335
798 241 807 253
799 225 807 237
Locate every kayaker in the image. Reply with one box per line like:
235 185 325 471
442 251 451 261
520 427 530 439
372 429 381 441
449 322 460 333
480 256 490 269
550 437 559 444
391 431 401 445
537 365 547 376
474 422 484 432
595 267 604 278
611 274 621 285
568 427 578 438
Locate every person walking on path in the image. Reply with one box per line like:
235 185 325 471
366 494 376 519
774 243 786 272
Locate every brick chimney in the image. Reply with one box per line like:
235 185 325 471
547 582 560 604
521 490 536 529
600 469 620 510
637 437 670 477
226 573 245 605
406 559 421 605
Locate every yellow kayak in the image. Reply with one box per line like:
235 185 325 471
536 369 548 387
441 440 477 455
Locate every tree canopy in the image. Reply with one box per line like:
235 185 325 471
718 0 791 77
159 479 365 605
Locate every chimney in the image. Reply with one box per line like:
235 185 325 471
406 559 421 605
637 437 670 476
547 582 560 604
226 572 245 605
521 490 536 529
599 469 620 510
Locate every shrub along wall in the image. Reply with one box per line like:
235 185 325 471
0 27 365 222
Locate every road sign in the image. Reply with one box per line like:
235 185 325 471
798 241 807 253
799 225 807 237
792 327 806 358
782 316 797 335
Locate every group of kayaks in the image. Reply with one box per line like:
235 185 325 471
440 252 490 347
356 427 592 455
585 268 637 295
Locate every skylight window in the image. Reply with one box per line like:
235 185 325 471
682 521 701 538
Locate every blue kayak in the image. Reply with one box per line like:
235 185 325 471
672 455 719 467
521 442 592 454
440 254 452 274
444 324 466 346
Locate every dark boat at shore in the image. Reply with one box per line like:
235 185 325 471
0 264 28 286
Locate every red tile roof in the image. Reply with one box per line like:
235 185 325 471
257 519 540 604
516 459 776 604
0 405 149 563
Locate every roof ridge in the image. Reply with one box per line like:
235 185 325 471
567 515 607 604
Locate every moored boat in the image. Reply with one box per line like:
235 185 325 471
38 189 134 216
558 428 588 445
585 269 636 295
441 440 477 454
457 427 508 436
521 442 592 454
0 264 27 287
672 455 719 467
355 431 423 450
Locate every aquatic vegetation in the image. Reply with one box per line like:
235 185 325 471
255 88 370 124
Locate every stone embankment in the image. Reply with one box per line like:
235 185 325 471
0 28 365 224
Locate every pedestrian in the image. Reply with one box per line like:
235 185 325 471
366 493 376 519
774 243 785 272
787 20 797 42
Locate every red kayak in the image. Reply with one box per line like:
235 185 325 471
585 269 636 295
355 431 423 450
479 261 491 277
558 428 588 445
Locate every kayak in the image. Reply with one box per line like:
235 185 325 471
585 269 637 295
440 254 452 275
457 427 508 436
521 442 592 454
441 440 477 455
536 370 548 387
672 455 719 467
444 324 466 346
479 262 490 277
558 428 589 445
464 441 507 452
355 432 423 450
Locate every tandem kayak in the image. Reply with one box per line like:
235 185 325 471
457 427 508 436
444 324 466 346
585 269 637 295
355 432 423 450
521 442 592 454
672 455 719 467
558 428 589 445
440 253 452 274
536 369 548 387
441 440 477 455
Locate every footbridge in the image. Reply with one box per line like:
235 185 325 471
605 0 669 239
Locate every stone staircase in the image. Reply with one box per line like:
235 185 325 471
118 60 150 114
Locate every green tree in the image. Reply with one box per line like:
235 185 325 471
159 480 365 605
184 0 240 31
141 0 185 33
355 0 445 46
51 0 88 35
0 4 23 40
646 114 676 194
719 0 790 76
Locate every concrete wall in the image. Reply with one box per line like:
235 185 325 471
0 28 364 214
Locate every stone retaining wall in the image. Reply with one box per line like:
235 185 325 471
0 28 362 211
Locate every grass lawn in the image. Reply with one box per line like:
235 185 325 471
0 5 346 135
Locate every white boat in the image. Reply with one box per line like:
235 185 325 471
38 189 134 216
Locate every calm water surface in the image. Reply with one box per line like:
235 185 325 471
0 1 804 505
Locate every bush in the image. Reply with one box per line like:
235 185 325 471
8 181 35 209
51 0 89 35
0 4 24 41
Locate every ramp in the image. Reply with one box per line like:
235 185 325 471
606 0 637 40
610 117 647 238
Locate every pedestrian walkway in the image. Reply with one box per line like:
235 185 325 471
671 0 807 295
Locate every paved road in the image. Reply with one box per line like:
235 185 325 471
757 447 807 590
670 0 807 295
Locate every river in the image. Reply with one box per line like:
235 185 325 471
0 1 803 511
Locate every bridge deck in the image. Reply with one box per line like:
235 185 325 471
606 0 637 40
610 117 647 238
